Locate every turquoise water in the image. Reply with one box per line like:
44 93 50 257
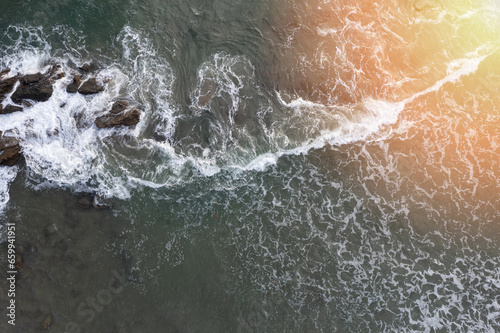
0 0 499 332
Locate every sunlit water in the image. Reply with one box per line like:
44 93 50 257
0 0 499 332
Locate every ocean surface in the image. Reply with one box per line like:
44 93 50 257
0 0 499 332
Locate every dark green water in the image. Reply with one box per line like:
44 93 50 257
0 0 499 332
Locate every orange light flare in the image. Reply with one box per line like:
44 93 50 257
268 0 500 226
270 0 500 107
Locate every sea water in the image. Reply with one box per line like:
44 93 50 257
0 0 499 332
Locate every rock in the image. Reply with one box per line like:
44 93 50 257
11 73 53 103
47 64 62 79
0 104 23 114
43 223 58 236
0 131 21 166
53 72 65 80
66 75 81 93
78 62 98 73
78 78 104 95
0 76 18 101
93 195 113 210
20 72 43 85
110 100 129 114
95 108 141 128
0 68 10 78
41 314 53 329
153 131 167 142
77 195 93 209
22 100 33 108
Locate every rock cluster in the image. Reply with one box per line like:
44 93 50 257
11 72 54 103
0 62 142 167
0 65 65 114
95 100 141 128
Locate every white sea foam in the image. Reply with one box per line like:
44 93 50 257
0 24 491 215
0 166 18 216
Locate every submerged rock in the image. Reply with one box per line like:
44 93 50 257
0 104 23 114
77 195 93 209
11 72 53 103
78 62 99 73
0 131 21 166
152 131 167 142
41 314 53 329
66 74 82 93
43 223 58 237
78 78 104 95
93 195 113 210
95 107 141 128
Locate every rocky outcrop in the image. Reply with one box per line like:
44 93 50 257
0 76 18 101
0 65 65 104
66 75 82 93
109 100 128 114
20 73 43 85
11 72 53 103
0 131 21 166
0 68 10 78
95 101 141 128
78 62 98 73
0 104 23 114
78 78 104 95
47 64 65 80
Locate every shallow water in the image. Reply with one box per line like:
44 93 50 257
0 0 499 332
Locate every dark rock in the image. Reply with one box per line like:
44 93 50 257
78 78 104 95
95 108 141 128
66 75 82 93
0 68 10 78
0 104 23 114
43 223 58 236
0 76 18 100
11 74 53 103
22 100 33 108
110 100 129 114
55 72 65 80
153 131 167 142
78 62 98 73
20 72 43 85
47 64 62 79
77 196 93 209
93 195 113 210
0 131 21 166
